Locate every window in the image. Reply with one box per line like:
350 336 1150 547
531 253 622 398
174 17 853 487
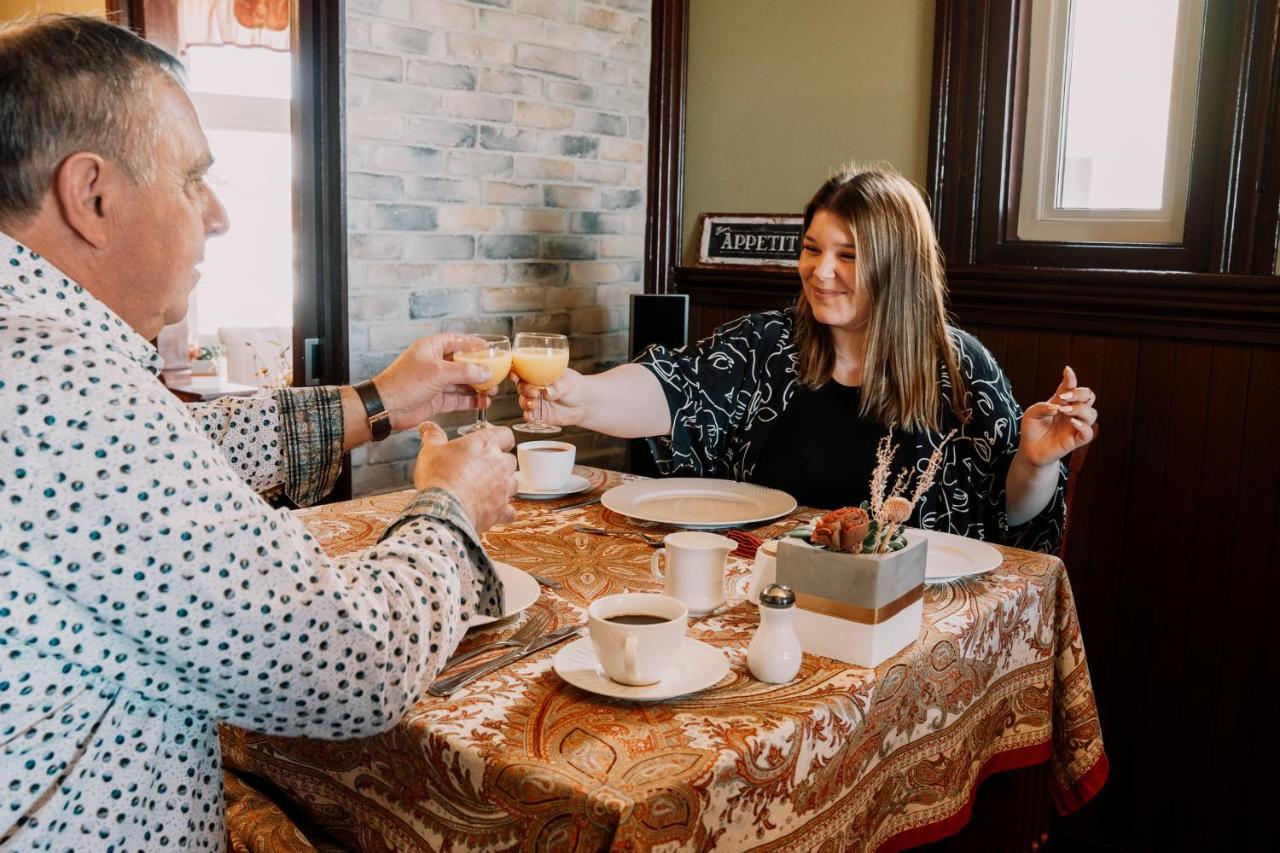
185 45 293 338
1016 0 1206 244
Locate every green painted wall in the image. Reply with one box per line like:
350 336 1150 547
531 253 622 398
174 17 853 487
681 0 935 261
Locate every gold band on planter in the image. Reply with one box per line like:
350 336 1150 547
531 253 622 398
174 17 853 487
793 584 924 625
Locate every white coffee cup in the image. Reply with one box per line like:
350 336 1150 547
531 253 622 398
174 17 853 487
587 593 687 685
517 440 575 490
650 530 736 616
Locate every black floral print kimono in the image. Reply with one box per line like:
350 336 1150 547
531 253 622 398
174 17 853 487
634 308 1066 553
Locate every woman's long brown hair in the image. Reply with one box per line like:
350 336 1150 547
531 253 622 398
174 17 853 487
792 166 968 431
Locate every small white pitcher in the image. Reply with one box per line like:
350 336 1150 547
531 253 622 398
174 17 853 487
650 531 736 616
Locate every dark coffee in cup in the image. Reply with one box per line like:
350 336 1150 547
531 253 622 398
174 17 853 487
530 447 570 452
604 614 670 626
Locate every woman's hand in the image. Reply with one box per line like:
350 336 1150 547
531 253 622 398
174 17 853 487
1017 366 1098 468
515 368 589 428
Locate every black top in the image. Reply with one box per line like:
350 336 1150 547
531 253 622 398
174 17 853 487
752 381 911 510
633 308 1067 553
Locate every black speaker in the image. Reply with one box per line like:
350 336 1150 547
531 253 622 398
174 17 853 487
627 294 690 476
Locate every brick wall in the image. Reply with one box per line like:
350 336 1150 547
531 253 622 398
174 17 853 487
344 0 650 494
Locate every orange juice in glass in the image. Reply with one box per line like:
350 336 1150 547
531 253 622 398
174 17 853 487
455 334 511 435
512 333 569 434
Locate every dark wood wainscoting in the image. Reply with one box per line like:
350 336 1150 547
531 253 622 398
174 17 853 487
674 264 1280 851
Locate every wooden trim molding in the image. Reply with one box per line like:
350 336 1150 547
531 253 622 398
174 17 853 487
928 0 1280 276
643 0 690 295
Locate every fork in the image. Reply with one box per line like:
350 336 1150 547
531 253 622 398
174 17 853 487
572 524 663 546
428 623 583 697
444 610 549 671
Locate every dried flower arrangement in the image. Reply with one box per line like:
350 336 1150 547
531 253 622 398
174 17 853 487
246 338 293 391
799 428 957 554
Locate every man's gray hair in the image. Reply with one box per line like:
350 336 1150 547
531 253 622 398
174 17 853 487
0 15 185 225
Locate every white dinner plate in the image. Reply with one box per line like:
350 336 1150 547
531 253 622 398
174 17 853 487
600 478 796 529
516 473 591 500
470 562 540 627
916 529 1004 582
552 636 730 701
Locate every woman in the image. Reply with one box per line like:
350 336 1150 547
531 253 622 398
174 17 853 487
518 167 1097 553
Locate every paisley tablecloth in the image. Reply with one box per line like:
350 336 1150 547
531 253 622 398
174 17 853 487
221 467 1107 851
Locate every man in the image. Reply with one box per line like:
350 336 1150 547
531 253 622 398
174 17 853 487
0 15 517 850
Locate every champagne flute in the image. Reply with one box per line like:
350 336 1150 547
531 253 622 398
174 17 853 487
454 334 511 435
511 332 569 434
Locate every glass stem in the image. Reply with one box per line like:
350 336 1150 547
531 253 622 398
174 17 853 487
536 387 545 426
476 392 488 427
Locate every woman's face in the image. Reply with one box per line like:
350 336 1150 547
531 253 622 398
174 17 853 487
799 209 872 333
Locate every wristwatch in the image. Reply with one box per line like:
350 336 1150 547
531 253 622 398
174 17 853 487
353 379 392 442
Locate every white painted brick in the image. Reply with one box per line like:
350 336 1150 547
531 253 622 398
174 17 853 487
570 305 616 334
370 21 437 56
573 109 628 136
543 184 597 208
513 156 575 180
547 80 598 106
406 61 477 90
348 17 371 46
349 233 405 260
478 8 544 40
371 143 444 173
443 92 514 122
545 285 596 310
575 161 627 184
349 172 405 200
599 137 645 162
363 263 440 289
482 286 546 312
595 281 643 304
481 180 540 205
504 208 566 231
604 0 648 14
405 117 477 147
410 0 475 29
368 82 444 115
514 0 573 22
479 69 543 97
598 234 642 257
347 108 404 140
445 31 515 65
544 21 611 57
514 101 574 129
364 428 421 465
441 262 508 285
350 291 408 321
610 39 647 63
577 5 629 32
510 261 569 284
628 114 646 140
437 205 506 231
350 0 410 17
446 150 514 177
569 262 622 284
403 235 477 260
407 176 480 202
515 43 582 78
514 312 571 335
479 125 539 152
349 50 403 82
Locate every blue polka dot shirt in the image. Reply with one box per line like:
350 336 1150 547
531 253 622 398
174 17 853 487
0 233 504 850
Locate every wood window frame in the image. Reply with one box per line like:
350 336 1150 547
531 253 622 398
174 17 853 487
926 0 1280 348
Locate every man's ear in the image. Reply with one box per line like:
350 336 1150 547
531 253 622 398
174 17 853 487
54 152 112 249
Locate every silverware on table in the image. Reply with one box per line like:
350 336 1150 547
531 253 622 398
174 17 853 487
550 495 602 512
529 572 563 589
446 610 549 671
428 623 584 697
572 524 663 546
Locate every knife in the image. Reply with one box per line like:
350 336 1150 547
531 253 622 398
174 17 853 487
427 624 584 697
549 495 601 512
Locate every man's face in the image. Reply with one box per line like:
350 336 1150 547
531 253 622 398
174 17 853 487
109 77 229 338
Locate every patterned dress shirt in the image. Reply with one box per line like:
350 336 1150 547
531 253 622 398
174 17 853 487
635 308 1067 553
0 233 502 851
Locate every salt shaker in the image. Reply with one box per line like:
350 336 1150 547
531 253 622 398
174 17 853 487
747 583 802 684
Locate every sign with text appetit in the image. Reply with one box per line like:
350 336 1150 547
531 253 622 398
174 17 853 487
695 214 803 269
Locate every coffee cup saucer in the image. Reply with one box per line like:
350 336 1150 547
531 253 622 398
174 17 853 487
552 636 729 701
516 473 591 499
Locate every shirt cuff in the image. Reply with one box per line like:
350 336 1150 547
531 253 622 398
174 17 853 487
274 386 345 507
380 487 503 618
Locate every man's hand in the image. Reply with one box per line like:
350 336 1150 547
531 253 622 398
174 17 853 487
413 423 517 533
375 334 496 431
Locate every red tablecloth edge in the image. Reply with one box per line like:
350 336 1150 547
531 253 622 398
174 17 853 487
876 743 1109 852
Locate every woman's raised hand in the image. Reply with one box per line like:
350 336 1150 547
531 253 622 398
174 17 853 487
1018 366 1098 467
514 368 589 428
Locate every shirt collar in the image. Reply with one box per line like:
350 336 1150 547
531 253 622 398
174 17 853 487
0 230 164 376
